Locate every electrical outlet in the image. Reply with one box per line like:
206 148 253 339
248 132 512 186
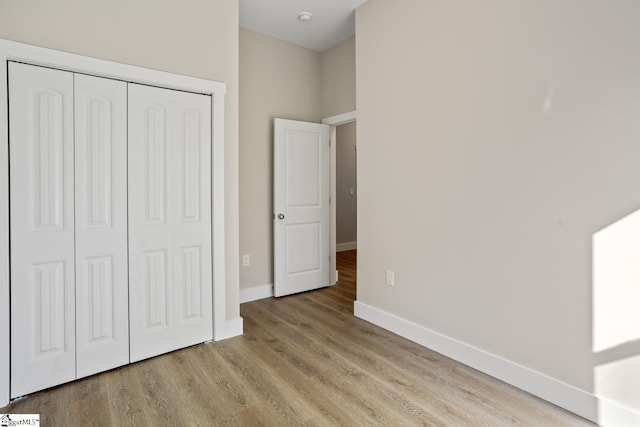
386 270 395 287
242 254 250 267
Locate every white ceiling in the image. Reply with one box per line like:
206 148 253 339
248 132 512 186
239 0 368 52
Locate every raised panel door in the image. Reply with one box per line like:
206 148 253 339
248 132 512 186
74 74 129 378
274 119 331 297
9 62 76 397
128 84 212 362
172 99 212 350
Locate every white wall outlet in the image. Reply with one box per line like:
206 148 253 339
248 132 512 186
242 254 250 267
386 270 395 287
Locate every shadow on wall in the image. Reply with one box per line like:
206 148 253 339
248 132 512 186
593 208 640 423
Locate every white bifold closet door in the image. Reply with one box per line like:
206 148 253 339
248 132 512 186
9 63 129 397
9 63 76 398
74 74 129 379
128 83 213 362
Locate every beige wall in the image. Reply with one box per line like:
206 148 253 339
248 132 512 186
336 122 357 245
357 0 640 412
321 36 356 118
0 0 241 319
239 29 322 289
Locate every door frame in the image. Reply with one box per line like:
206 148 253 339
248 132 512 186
0 38 236 407
322 110 357 285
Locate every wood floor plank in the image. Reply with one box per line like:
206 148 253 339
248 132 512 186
285 295 528 426
1 250 594 426
252 300 455 425
243 307 419 426
236 317 358 426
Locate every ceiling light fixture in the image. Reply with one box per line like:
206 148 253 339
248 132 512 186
298 12 312 22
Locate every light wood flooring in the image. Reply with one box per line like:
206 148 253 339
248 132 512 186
2 250 593 426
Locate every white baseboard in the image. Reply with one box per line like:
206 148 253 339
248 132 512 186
354 300 640 427
336 241 357 252
240 283 274 303
597 397 640 427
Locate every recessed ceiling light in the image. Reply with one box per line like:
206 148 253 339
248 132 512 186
298 12 312 22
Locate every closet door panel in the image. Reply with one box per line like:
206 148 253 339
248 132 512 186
74 74 129 378
128 84 212 362
128 87 173 361
172 92 212 349
9 62 76 397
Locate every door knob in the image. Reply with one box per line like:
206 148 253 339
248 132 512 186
278 213 285 220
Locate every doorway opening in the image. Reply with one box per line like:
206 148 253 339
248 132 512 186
335 249 357 313
322 111 357 301
271 112 357 299
335 122 357 254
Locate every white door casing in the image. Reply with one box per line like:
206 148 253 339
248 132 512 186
74 74 129 378
0 39 233 407
9 62 76 398
128 83 213 362
274 119 331 297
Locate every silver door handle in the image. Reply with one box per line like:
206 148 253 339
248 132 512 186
278 213 285 220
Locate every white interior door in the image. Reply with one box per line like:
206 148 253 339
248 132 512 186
128 83 212 362
9 62 76 397
74 74 129 378
274 119 331 297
